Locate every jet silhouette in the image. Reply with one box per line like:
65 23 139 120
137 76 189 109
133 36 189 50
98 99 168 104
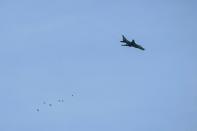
120 35 145 50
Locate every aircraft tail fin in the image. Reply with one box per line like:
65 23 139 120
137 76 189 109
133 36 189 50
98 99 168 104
120 35 127 42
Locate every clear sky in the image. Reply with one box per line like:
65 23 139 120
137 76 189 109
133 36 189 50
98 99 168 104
0 0 197 131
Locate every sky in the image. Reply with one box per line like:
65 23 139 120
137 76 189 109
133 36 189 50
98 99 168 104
0 0 197 131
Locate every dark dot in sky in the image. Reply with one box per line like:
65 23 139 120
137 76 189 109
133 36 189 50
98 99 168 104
72 94 74 96
36 109 39 112
49 104 52 107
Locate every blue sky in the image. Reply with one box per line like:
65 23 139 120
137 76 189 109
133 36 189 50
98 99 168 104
0 0 197 131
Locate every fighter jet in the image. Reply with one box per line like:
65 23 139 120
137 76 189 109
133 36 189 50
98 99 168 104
120 35 145 50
